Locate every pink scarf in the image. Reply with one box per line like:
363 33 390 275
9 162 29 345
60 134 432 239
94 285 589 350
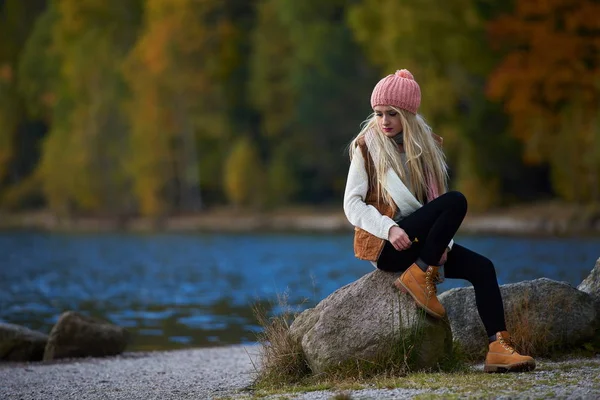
426 170 439 203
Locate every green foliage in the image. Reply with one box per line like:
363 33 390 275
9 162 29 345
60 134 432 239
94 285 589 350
267 145 298 206
249 0 378 203
17 2 59 121
548 100 600 203
248 0 295 139
0 0 47 197
224 137 266 208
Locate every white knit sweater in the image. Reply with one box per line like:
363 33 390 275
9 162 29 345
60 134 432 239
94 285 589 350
343 145 454 250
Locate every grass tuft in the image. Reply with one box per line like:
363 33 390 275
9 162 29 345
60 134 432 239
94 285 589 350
504 288 600 358
505 289 553 357
252 294 311 389
436 340 470 373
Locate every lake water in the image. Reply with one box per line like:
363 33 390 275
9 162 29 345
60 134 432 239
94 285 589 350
1 231 598 351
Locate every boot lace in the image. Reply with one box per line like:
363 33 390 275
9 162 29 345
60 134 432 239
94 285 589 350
425 268 440 296
498 335 516 353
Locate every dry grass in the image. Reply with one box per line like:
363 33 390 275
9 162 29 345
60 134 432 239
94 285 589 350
252 295 310 388
443 284 600 362
505 290 554 357
503 287 600 358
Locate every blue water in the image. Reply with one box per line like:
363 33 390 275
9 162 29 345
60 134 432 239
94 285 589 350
0 231 598 351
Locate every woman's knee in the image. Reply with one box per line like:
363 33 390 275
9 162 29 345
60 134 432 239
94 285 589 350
472 257 498 284
443 191 468 214
481 257 497 276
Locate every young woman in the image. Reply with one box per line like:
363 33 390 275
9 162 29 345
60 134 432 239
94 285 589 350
343 69 536 373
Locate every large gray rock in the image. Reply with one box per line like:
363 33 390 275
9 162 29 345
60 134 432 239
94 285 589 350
0 322 48 362
578 257 600 299
289 269 452 374
43 311 129 360
439 278 599 358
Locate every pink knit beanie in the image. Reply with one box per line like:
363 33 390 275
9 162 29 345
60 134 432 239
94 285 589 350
370 69 421 114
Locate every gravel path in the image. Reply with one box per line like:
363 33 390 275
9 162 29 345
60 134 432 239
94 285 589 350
1 346 599 399
0 345 259 400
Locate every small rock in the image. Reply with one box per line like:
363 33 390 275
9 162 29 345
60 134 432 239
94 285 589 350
439 278 598 358
43 311 129 360
289 269 452 374
0 322 48 362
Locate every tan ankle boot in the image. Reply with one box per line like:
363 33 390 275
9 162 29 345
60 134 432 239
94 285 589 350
393 263 445 318
484 331 536 373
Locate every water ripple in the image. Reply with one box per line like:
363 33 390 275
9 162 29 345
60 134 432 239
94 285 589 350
0 231 598 350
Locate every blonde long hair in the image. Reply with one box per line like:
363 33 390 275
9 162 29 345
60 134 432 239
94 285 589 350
348 107 448 206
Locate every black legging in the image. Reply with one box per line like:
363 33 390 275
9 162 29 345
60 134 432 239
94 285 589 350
377 191 506 336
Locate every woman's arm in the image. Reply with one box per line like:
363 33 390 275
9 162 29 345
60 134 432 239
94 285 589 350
343 146 398 240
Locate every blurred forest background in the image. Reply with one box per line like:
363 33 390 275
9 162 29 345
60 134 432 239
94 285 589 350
1 0 599 219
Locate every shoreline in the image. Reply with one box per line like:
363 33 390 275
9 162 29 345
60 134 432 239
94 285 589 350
1 202 600 236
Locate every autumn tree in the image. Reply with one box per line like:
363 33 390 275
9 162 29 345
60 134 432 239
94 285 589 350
0 0 47 209
17 0 143 215
125 0 259 216
488 0 600 203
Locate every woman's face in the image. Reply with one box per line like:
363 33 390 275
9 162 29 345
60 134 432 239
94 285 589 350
374 106 402 138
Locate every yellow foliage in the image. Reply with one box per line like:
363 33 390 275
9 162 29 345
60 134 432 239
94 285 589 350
224 137 265 207
123 0 235 215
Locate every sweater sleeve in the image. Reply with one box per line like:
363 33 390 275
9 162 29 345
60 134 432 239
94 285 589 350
343 146 398 240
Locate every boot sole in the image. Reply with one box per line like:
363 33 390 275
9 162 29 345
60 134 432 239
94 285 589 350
484 361 536 373
393 278 444 319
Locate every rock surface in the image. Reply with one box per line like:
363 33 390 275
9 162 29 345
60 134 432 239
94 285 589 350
0 322 48 362
439 278 599 358
578 257 600 299
44 311 129 360
289 269 452 373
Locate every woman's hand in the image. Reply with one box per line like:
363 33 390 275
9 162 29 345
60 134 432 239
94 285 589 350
388 226 412 251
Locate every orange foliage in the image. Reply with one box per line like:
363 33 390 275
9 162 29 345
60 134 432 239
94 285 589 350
0 64 12 82
487 0 600 201
487 0 600 139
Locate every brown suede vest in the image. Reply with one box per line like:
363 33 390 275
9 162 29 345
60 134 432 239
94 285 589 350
353 137 398 261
